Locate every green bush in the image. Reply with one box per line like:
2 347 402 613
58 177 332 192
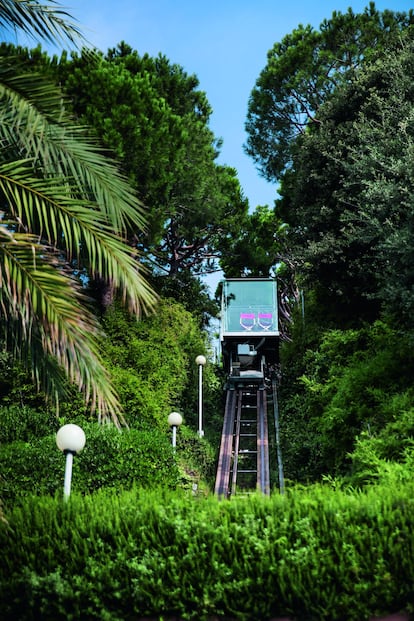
0 405 59 443
347 401 414 486
1 482 414 620
175 425 217 491
102 299 215 430
0 422 179 506
279 320 414 479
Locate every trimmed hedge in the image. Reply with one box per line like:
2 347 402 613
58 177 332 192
1 483 414 620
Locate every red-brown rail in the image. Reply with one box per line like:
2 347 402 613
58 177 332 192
215 384 270 497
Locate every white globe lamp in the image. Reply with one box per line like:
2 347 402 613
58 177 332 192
56 424 86 499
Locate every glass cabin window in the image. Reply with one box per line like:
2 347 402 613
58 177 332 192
221 279 278 335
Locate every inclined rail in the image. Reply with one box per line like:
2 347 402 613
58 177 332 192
214 384 270 498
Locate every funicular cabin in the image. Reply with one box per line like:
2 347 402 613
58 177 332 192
220 278 279 385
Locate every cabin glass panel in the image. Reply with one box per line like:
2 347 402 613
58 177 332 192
221 279 278 337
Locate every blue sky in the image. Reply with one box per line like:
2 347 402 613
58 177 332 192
15 1 414 208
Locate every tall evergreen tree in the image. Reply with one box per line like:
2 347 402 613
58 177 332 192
245 3 414 182
54 43 249 278
278 40 414 326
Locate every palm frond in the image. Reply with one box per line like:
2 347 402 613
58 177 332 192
0 0 83 47
0 20 158 420
0 159 156 315
0 226 126 424
0 60 147 233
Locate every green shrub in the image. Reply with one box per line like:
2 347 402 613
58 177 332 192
1 482 414 620
280 320 414 479
76 423 180 492
347 402 414 486
0 423 179 506
175 426 217 491
102 299 213 429
0 405 59 443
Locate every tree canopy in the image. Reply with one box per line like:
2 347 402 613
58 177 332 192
53 43 249 278
253 7 414 482
277 40 414 325
245 2 414 182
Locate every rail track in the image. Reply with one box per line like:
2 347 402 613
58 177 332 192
214 383 270 497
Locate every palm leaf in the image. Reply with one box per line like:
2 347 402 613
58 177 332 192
0 159 156 315
0 226 126 424
0 8 158 421
0 0 83 47
0 59 147 233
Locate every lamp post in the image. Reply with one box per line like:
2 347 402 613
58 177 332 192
168 411 183 449
195 354 206 437
56 424 86 500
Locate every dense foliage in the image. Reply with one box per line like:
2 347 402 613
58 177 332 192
279 320 414 482
1 483 413 620
0 420 180 506
101 298 216 430
0 295 218 502
277 41 414 324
